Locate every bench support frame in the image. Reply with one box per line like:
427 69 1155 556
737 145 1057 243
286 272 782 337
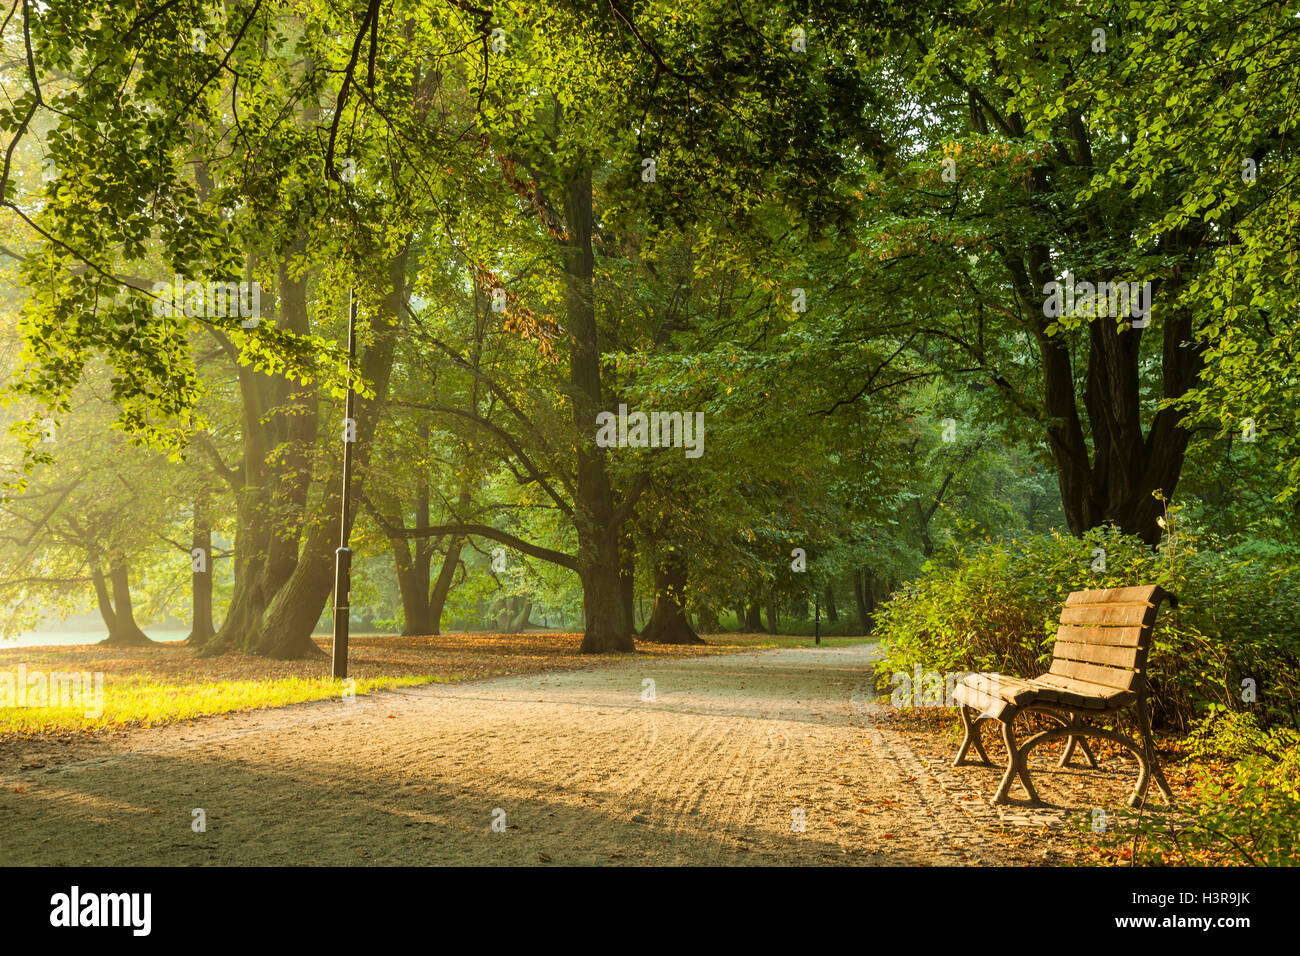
955 700 1174 808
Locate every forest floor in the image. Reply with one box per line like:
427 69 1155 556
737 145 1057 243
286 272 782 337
0 640 1182 865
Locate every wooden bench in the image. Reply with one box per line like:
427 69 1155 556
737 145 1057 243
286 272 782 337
952 584 1177 807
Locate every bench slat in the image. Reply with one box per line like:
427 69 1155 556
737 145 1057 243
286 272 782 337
956 673 1036 703
1052 640 1142 669
1033 673 1135 708
954 684 1015 720
957 670 1141 711
1049 657 1140 691
1026 676 1109 708
1065 586 1159 606
1055 624 1145 647
1059 603 1151 627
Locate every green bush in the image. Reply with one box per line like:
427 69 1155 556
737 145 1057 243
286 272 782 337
1120 712 1300 866
876 517 1300 732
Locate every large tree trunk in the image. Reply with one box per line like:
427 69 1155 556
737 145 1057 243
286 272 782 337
91 567 117 635
99 562 157 647
186 494 216 645
1008 172 1205 546
563 168 634 654
639 553 702 645
853 569 878 634
263 242 319 596
744 600 766 632
847 572 868 632
254 246 407 658
427 536 463 635
388 498 435 636
507 597 534 632
198 96 320 656
382 429 437 636
764 594 779 634
619 531 637 638
576 526 633 654
823 583 838 624
393 537 434 635
200 360 277 655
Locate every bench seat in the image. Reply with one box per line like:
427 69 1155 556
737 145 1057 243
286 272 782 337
953 673 1136 721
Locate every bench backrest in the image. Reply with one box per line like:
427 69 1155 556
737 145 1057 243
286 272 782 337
1049 585 1177 694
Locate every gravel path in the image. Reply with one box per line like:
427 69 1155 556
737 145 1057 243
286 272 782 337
0 643 1020 865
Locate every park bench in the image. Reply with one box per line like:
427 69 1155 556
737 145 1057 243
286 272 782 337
952 584 1177 808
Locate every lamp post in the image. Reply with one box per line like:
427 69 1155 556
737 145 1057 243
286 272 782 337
331 290 358 680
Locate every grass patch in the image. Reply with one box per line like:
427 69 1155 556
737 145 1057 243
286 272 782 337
0 673 446 734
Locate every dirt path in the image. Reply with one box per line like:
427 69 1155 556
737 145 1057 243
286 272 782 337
0 643 1023 865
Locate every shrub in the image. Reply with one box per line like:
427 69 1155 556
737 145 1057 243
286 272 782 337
1119 712 1300 866
876 517 1300 732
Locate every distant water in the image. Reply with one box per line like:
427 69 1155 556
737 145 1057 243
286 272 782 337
3 629 190 649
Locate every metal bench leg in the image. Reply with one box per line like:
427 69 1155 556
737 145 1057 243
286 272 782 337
954 705 991 766
1059 714 1099 769
1137 696 1175 805
1020 723 1155 809
993 714 1038 805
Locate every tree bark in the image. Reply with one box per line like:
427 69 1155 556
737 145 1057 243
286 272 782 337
639 552 703 644
263 241 319 596
1004 158 1205 546
427 535 463 635
562 168 634 654
99 562 157 646
200 358 278 655
197 94 319 656
393 536 434 635
853 570 875 634
619 531 637 638
186 494 216 645
507 597 534 632
91 567 117 634
255 245 408 658
823 583 838 624
744 600 766 632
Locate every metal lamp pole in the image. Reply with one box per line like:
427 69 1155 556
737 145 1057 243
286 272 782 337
331 290 358 680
